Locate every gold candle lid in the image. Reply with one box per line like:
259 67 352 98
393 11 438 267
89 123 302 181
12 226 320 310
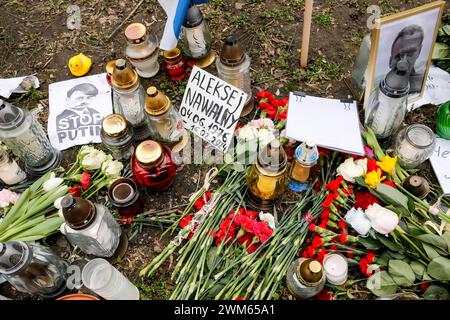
124 23 147 43
102 114 128 137
296 259 323 286
111 59 138 90
256 140 288 177
105 60 117 76
135 140 163 165
145 87 171 116
163 48 182 62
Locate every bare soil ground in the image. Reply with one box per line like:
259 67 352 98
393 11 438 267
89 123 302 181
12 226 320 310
0 0 448 300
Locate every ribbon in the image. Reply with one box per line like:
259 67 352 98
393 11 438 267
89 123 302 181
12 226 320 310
189 167 219 203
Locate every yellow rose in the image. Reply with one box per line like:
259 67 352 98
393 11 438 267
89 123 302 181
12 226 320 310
365 169 386 188
377 155 397 175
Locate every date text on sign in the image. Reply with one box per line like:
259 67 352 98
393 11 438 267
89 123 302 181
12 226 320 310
180 66 247 153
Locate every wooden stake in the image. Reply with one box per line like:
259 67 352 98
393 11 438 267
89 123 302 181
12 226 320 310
300 0 313 68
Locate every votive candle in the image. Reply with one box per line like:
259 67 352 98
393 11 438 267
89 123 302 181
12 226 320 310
323 253 348 285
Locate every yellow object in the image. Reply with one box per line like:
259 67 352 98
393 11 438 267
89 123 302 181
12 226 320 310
68 53 92 77
377 155 397 175
365 169 386 189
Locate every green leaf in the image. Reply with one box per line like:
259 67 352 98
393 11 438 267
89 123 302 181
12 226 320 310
367 271 398 297
423 243 441 260
433 42 450 59
358 237 382 250
375 233 403 252
375 183 409 210
405 222 425 237
423 284 450 300
427 256 450 281
415 234 448 251
442 232 450 252
423 272 433 281
389 260 416 287
376 252 390 267
410 261 426 279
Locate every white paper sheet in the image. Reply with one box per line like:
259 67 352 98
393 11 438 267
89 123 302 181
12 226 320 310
285 93 365 156
408 66 450 111
48 74 113 151
430 138 450 194
0 76 40 98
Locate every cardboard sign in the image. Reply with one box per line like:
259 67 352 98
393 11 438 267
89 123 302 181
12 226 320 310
48 74 113 151
285 92 365 155
430 138 450 194
179 66 247 153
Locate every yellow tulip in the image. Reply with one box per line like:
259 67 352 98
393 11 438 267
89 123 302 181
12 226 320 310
365 169 386 188
377 155 397 175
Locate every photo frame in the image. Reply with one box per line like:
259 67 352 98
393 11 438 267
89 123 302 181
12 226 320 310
363 1 445 110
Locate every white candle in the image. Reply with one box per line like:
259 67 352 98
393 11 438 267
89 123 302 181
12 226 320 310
323 253 348 285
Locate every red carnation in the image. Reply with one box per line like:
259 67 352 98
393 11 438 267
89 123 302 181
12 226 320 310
258 101 271 111
179 215 192 228
325 177 344 192
354 191 380 210
317 289 333 300
367 159 379 172
244 209 259 220
312 236 324 249
419 282 431 291
309 224 316 232
68 185 82 197
339 231 348 244
317 248 327 262
366 252 376 264
359 257 368 274
346 251 354 259
276 109 287 120
313 180 323 193
330 245 338 251
81 172 91 190
193 191 212 211
306 246 315 257
318 147 331 156
320 209 331 219
266 105 277 118
338 219 347 230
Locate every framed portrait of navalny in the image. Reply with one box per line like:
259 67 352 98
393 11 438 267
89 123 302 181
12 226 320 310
363 1 445 110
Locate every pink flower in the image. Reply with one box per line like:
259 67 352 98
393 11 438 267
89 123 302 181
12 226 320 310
248 118 275 130
364 146 375 159
0 189 20 208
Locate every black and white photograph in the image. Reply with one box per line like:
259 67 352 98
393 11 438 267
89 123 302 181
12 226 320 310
48 73 113 150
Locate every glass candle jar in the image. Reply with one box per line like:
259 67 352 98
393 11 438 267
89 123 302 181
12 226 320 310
0 241 68 298
0 100 61 176
105 60 116 86
216 35 253 117
289 141 320 191
101 114 135 161
111 59 151 141
124 23 159 78
323 253 348 285
145 86 185 144
162 48 187 81
365 59 410 139
60 195 122 258
107 178 143 219
179 4 215 68
131 140 176 190
395 124 436 169
286 258 326 299
0 148 26 185
436 100 450 140
246 140 288 211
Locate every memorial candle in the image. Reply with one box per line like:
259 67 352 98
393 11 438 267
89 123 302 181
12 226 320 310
323 253 348 285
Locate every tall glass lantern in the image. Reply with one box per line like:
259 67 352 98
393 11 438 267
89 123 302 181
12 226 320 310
179 4 215 68
0 99 61 177
365 58 410 139
216 35 253 117
111 59 151 141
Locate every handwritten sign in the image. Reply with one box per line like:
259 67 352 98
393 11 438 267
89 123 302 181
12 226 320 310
285 93 364 155
179 66 247 153
430 138 450 193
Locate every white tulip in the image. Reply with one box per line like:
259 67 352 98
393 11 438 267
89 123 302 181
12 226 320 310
258 128 276 147
237 125 258 141
259 211 276 230
336 158 367 183
57 208 64 218
345 207 371 236
365 203 399 235
54 196 65 210
43 173 64 192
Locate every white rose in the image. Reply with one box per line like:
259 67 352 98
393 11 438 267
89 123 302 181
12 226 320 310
345 207 371 236
336 158 367 182
258 128 275 147
237 125 258 141
43 172 64 192
81 153 101 170
365 203 399 235
102 160 123 178
259 211 276 230
79 145 96 157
